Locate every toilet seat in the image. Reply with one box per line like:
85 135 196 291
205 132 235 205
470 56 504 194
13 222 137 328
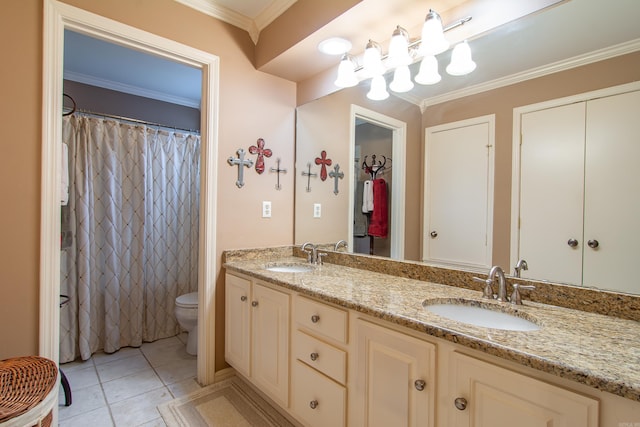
176 292 198 308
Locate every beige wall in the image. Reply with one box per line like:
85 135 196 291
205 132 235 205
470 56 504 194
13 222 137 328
423 51 640 268
0 0 296 371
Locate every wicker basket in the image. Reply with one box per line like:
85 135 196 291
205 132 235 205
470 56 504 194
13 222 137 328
0 356 58 427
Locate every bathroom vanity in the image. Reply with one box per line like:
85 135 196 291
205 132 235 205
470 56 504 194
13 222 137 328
223 248 640 427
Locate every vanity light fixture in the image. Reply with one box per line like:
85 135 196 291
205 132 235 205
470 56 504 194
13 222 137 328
333 9 474 101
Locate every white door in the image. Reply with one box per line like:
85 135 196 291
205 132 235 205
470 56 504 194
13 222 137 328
224 273 251 377
424 115 494 268
355 320 435 427
251 282 290 407
518 103 586 285
583 90 640 292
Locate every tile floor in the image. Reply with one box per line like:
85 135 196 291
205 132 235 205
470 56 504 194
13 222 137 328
58 334 200 426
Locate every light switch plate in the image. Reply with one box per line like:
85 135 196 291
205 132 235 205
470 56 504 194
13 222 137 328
313 203 321 218
262 201 272 218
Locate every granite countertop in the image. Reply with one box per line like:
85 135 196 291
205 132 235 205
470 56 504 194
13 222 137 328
224 256 640 402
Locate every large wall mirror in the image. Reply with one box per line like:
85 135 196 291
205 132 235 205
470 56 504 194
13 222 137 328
294 0 640 294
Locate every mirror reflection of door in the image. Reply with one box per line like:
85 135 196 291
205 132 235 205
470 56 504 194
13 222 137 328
423 115 495 269
354 120 393 256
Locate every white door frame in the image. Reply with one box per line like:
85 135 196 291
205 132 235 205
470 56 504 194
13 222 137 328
42 0 219 385
348 105 406 260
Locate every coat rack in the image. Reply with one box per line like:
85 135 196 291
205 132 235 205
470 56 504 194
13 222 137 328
362 154 390 180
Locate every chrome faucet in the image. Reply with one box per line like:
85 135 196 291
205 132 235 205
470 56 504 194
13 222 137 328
513 259 528 278
473 265 508 302
334 240 348 251
301 242 317 264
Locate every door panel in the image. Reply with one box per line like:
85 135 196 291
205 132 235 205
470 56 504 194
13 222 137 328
519 103 585 285
584 90 640 292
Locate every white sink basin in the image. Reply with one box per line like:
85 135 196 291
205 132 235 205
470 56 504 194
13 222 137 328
423 300 540 331
264 263 314 273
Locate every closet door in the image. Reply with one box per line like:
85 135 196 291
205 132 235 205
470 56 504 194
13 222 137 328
518 103 585 285
423 115 495 268
583 90 640 293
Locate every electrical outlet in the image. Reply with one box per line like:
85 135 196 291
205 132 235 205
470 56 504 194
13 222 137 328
313 203 321 218
262 201 272 218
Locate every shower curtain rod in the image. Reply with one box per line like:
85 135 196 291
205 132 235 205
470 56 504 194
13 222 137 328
72 108 200 135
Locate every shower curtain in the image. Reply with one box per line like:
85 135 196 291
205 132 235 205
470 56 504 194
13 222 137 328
60 114 200 363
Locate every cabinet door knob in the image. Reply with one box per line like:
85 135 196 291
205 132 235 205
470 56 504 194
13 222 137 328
567 238 578 248
414 379 426 391
251 301 258 307
310 352 319 361
454 397 468 411
430 231 438 238
240 296 247 302
587 239 599 249
309 400 319 409
311 314 320 323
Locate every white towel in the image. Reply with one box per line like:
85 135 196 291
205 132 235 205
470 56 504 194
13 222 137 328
61 142 69 206
362 180 374 213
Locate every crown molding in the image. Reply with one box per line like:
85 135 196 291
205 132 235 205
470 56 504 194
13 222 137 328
420 38 640 110
64 70 201 108
175 0 297 44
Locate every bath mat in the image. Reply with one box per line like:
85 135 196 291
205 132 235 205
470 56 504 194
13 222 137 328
158 376 295 427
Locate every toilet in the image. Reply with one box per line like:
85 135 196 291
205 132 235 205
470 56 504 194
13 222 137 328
174 292 198 356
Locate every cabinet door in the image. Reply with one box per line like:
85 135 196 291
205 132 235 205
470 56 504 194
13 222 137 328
450 352 598 427
583 90 640 293
424 115 495 269
224 273 251 377
518 103 586 285
355 320 436 427
251 282 290 407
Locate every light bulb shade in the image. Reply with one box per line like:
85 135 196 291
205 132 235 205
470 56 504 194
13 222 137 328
420 10 449 56
389 65 414 93
415 55 441 85
363 40 385 77
446 41 476 76
334 55 358 88
387 26 411 68
367 75 389 100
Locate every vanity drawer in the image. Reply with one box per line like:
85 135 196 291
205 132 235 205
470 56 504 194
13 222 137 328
292 360 346 427
295 296 348 344
293 330 346 384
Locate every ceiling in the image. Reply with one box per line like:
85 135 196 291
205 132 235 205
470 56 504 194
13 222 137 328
63 0 640 108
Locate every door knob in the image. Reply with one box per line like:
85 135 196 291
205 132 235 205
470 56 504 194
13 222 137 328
414 379 426 391
587 239 599 249
311 314 320 323
454 397 468 411
310 352 319 361
251 301 258 307
567 238 578 248
430 231 438 238
240 296 247 302
309 400 318 409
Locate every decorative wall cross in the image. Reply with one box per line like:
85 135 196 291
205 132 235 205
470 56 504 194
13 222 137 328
314 150 332 181
329 164 344 195
227 148 253 188
248 138 272 174
301 162 317 192
269 158 287 190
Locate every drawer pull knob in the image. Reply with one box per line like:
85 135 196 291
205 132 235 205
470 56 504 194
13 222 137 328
251 301 258 307
240 296 247 302
454 397 468 411
309 400 319 409
310 352 319 361
311 314 320 323
414 379 426 391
